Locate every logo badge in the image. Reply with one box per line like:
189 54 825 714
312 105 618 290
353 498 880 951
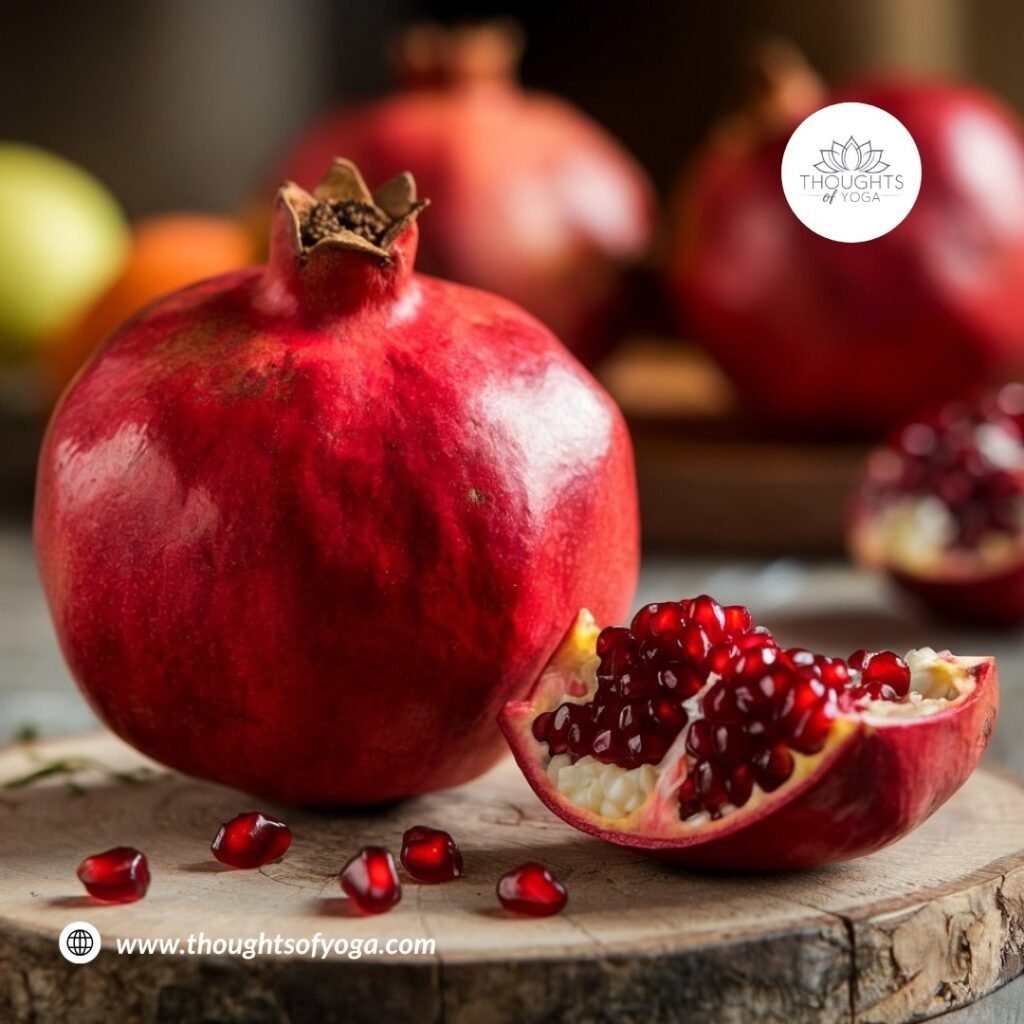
58 920 101 964
781 102 922 242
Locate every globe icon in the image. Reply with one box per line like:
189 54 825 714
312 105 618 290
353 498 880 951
67 928 94 957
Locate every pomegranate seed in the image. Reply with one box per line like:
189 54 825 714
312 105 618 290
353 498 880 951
753 742 795 791
497 862 567 916
77 847 150 903
211 812 292 869
401 826 463 883
860 651 911 697
723 605 752 633
727 763 754 807
340 847 401 914
595 625 631 656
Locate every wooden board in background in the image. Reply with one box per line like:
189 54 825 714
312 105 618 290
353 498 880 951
1 732 1023 1023
599 339 868 555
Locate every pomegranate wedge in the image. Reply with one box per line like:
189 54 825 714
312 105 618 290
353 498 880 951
500 597 997 870
850 384 1024 626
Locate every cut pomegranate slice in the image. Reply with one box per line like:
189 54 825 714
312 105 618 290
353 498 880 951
849 384 1024 625
500 596 997 870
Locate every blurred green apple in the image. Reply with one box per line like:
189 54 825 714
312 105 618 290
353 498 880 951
0 144 127 362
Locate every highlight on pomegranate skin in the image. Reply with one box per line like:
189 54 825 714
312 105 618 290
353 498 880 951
400 826 463 883
501 595 998 870
340 847 402 915
211 812 292 869
849 384 1024 626
77 846 150 904
496 862 568 917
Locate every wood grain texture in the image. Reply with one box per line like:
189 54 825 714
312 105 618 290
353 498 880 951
0 732 1022 1024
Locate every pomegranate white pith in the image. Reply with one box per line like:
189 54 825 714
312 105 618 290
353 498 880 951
501 608 997 870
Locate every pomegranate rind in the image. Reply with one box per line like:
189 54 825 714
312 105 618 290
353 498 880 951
849 502 1024 626
500 612 998 870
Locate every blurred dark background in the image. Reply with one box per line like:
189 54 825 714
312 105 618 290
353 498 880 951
6 0 1023 216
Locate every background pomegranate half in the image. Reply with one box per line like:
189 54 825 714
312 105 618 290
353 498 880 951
849 384 1024 625
501 595 996 870
34 158 640 806
277 22 656 366
670 42 1024 436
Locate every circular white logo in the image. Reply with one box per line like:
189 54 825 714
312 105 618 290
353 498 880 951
781 102 921 242
58 920 101 964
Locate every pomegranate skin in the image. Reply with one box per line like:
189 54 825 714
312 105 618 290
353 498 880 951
35 163 639 806
889 567 1024 628
279 45 654 365
673 79 1024 436
501 614 997 871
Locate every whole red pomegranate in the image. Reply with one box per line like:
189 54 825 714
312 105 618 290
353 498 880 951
502 595 996 870
278 22 655 366
35 159 639 806
849 384 1024 625
670 42 1024 436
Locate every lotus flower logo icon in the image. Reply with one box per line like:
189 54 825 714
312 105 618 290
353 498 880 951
814 136 890 174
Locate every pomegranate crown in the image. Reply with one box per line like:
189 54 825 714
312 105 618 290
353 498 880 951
278 158 429 263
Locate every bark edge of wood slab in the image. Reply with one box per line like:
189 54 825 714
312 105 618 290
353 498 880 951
0 732 1023 1024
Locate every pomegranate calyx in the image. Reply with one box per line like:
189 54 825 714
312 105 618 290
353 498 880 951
280 158 429 260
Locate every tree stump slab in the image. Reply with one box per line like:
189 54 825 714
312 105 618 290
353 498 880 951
1 731 1022 1024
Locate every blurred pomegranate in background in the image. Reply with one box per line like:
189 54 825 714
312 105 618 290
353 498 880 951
849 383 1024 625
46 215 254 395
277 21 656 366
0 144 127 365
670 42 1024 437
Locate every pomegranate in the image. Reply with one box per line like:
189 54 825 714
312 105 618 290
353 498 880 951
670 42 1024 436
77 847 150 903
340 847 402 915
849 383 1024 625
277 22 655 365
34 158 638 806
501 595 997 870
211 812 292 869
496 862 567 916
400 826 462 883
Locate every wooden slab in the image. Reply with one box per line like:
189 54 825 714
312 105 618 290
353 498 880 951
597 339 868 555
1 732 1023 1024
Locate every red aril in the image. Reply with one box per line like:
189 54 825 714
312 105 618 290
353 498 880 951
501 595 997 870
211 812 292 869
849 384 1024 625
669 42 1024 436
340 847 402 915
277 22 655 365
400 826 462 883
496 862 567 916
34 158 638 806
77 847 150 903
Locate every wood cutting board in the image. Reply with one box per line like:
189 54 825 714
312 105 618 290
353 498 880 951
0 732 1022 1024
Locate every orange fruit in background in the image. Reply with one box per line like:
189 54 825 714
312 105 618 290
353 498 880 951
46 214 254 394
